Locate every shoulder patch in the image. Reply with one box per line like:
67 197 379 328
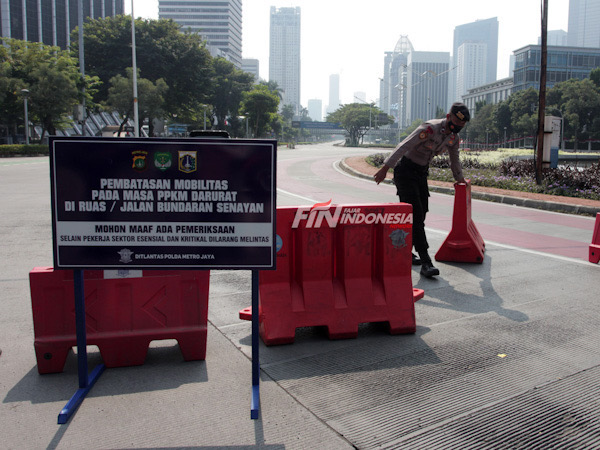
427 126 434 134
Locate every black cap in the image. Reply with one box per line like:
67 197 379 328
450 102 470 122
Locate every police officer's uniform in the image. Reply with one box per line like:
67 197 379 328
383 117 464 271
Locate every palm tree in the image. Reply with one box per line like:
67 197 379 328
259 80 283 100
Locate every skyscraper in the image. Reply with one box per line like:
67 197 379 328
307 99 322 121
539 30 569 46
327 74 340 115
242 58 260 82
405 51 450 124
269 6 301 113
354 92 366 103
568 0 600 47
0 0 124 49
159 0 242 67
380 35 413 127
456 42 487 102
450 17 498 105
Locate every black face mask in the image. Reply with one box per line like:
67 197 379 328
447 120 463 134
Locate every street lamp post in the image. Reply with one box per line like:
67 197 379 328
238 115 249 138
504 127 507 148
486 128 489 150
394 83 407 129
422 71 433 119
21 89 29 145
555 109 564 152
131 0 139 137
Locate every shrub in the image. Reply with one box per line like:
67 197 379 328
367 152 600 200
0 144 49 157
367 153 387 167
431 155 497 170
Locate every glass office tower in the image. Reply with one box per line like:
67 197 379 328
0 0 124 49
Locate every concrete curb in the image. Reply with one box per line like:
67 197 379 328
338 158 599 217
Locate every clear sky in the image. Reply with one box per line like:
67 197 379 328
127 0 569 110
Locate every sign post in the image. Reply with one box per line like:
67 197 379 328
57 270 106 424
49 136 276 422
251 270 260 419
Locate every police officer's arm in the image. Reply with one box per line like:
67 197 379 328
448 144 466 184
374 124 427 185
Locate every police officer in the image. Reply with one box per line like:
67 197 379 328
374 102 470 278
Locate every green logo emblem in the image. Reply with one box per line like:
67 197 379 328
154 152 172 171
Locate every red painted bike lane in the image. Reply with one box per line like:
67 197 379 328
278 154 598 263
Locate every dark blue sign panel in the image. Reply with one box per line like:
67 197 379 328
291 121 343 129
49 137 277 270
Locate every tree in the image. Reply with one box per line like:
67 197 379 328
557 79 600 146
28 62 80 139
327 103 391 147
590 68 600 89
240 85 280 138
507 88 539 138
299 106 309 120
104 72 135 135
0 39 82 141
104 68 168 136
278 104 297 143
259 80 283 100
138 77 168 136
280 104 295 124
547 78 600 148
467 103 496 145
492 101 511 143
0 50 27 139
73 16 212 118
399 119 424 141
209 58 255 132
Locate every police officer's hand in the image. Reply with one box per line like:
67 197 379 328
374 165 390 185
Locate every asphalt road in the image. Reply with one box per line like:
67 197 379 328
2 145 600 449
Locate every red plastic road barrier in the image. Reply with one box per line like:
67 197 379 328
29 267 209 374
239 203 423 345
435 181 485 263
590 213 600 264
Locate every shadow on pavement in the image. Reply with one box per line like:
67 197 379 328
414 254 530 323
4 343 208 405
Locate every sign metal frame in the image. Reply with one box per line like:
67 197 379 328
48 136 276 422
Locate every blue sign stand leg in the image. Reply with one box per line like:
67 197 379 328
58 270 105 424
251 270 260 419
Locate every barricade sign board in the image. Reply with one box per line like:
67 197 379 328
49 136 277 270
46 136 276 422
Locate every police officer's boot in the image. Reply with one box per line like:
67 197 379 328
418 252 439 278
420 260 439 278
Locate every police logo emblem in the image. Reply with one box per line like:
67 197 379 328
389 229 409 249
118 248 134 264
154 152 172 171
419 131 427 139
178 151 197 173
132 150 148 171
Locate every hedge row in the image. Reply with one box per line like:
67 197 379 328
0 144 49 157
